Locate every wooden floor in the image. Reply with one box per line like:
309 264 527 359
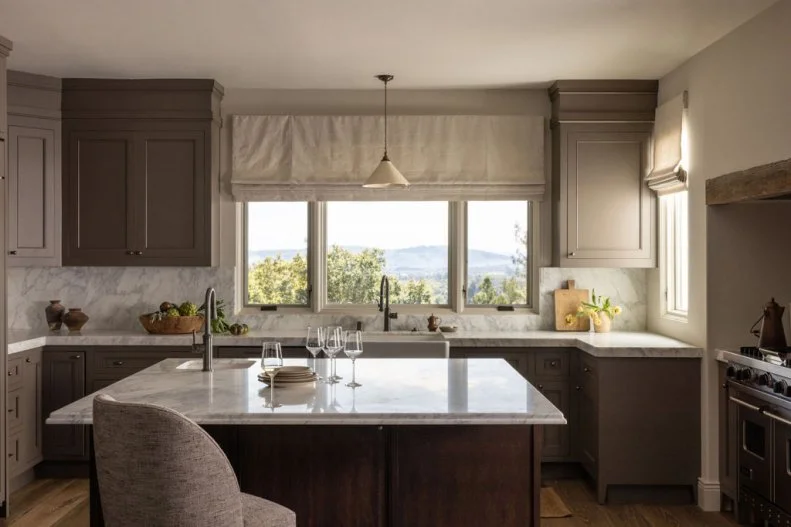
4 478 737 526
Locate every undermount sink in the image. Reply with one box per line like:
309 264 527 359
176 359 256 371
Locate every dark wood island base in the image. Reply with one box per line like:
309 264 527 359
89 424 543 527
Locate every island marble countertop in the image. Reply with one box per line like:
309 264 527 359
46 358 567 426
8 329 701 358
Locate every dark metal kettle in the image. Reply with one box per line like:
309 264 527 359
751 298 787 350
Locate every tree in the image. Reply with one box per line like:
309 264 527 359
401 279 434 304
326 245 386 304
248 253 308 305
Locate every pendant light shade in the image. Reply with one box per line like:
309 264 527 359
363 74 410 189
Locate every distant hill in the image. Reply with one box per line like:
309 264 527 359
247 245 516 276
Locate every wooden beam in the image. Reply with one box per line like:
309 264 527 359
706 158 791 205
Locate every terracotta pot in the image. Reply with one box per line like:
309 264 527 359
594 313 612 333
63 308 89 332
45 300 66 331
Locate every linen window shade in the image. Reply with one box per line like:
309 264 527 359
647 91 688 195
231 115 545 201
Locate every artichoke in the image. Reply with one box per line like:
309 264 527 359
166 307 180 318
229 323 243 336
178 301 198 317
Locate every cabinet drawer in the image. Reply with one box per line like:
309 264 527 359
534 351 570 378
6 388 23 431
92 349 194 378
7 356 23 390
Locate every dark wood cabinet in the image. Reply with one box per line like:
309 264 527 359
42 349 87 461
718 363 737 502
61 79 223 267
216 347 309 360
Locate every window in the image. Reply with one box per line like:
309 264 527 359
660 191 689 318
326 202 449 305
466 201 529 306
242 200 534 311
245 202 309 306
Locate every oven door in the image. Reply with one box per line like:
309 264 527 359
769 406 791 512
731 392 772 500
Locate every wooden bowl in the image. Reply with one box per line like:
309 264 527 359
138 314 205 335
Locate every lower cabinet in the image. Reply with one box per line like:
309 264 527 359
42 349 87 461
216 347 309 359
718 363 737 502
7 348 43 479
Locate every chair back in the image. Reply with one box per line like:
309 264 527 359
92 394 243 527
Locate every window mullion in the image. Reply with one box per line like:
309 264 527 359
450 202 465 313
309 202 325 313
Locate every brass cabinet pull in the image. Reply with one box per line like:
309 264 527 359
126 250 134 255
7 408 14 413
8 250 16 255
583 367 591 373
550 361 558 367
575 386 582 391
134 251 143 256
25 358 31 363
538 384 544 390
113 361 125 366
569 252 576 257
71 355 81 360
6 371 11 376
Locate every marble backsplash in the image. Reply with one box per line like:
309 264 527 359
8 267 646 332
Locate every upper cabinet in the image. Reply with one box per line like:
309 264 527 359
549 81 657 268
7 71 62 267
61 79 223 267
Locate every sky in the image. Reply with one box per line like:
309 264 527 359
247 201 527 255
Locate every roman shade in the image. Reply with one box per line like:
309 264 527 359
231 115 545 201
647 91 688 195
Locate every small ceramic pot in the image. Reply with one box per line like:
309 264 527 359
594 313 612 333
45 300 66 331
63 308 89 332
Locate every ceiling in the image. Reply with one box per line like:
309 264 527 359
0 0 778 89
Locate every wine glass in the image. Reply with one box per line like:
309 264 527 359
344 330 363 388
323 327 343 384
329 326 346 382
306 326 324 378
262 342 283 408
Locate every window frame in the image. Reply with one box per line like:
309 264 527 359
241 200 536 313
321 200 453 311
463 201 533 311
659 191 689 321
243 201 314 310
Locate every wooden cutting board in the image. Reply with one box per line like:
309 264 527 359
554 280 590 332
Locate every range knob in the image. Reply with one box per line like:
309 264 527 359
726 366 737 378
738 368 754 382
774 380 788 394
759 373 774 386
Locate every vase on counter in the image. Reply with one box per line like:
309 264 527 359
63 308 89 332
45 300 66 331
594 314 612 333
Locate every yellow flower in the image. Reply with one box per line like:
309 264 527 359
613 306 622 316
577 305 585 314
564 313 575 326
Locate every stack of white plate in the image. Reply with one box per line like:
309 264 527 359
257 365 317 386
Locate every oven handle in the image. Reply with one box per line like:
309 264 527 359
764 410 791 427
729 396 761 412
730 396 791 426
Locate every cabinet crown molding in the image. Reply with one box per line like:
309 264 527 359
0 34 12 56
549 79 658 125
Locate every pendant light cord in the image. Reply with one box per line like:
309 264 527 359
383 77 389 158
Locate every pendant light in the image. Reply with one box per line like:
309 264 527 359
363 74 410 188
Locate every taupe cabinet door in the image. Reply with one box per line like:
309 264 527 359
64 130 135 265
134 130 208 262
566 130 652 262
7 119 59 266
63 128 211 266
42 350 87 461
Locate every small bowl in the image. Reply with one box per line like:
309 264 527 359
439 325 458 333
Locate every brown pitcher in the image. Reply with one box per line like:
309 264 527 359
751 298 787 350
427 314 442 332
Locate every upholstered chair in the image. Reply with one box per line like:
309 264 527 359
92 394 295 527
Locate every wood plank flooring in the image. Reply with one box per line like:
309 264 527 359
4 478 737 526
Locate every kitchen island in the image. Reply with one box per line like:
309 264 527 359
48 357 565 527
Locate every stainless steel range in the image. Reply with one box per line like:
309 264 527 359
724 346 791 525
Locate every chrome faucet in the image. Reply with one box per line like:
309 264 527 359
192 288 216 372
378 276 398 332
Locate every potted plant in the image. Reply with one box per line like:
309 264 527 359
570 290 622 333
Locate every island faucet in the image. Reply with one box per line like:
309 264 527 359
378 275 398 332
192 287 216 372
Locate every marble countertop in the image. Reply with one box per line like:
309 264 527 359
46 358 567 426
8 328 701 358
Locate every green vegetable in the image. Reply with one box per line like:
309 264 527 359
166 307 180 318
178 301 198 317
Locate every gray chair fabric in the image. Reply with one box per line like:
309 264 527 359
93 394 296 527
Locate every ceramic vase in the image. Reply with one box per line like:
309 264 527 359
63 308 89 332
594 313 612 333
45 300 66 331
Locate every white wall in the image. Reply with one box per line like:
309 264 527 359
646 0 791 510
